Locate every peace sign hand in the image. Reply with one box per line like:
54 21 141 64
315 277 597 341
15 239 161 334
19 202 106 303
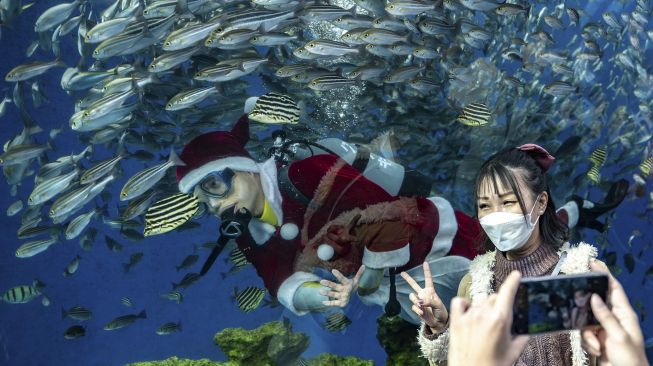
320 265 365 308
401 262 449 334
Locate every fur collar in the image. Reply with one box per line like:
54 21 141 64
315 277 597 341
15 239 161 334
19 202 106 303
467 242 598 366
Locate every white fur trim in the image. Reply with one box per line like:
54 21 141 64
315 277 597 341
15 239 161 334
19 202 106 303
417 323 449 362
276 271 322 316
468 251 496 303
280 223 299 240
559 242 598 275
248 219 276 245
570 330 589 366
447 243 598 366
558 201 579 229
362 244 410 269
178 157 259 193
426 197 457 260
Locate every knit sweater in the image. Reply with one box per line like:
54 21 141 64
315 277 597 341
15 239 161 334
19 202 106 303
417 242 597 366
495 243 573 366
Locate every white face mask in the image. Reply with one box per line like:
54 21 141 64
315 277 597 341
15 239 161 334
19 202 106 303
479 195 541 252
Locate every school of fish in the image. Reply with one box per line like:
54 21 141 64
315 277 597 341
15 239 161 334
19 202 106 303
1 0 653 341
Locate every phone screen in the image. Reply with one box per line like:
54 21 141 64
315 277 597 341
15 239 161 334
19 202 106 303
512 273 608 335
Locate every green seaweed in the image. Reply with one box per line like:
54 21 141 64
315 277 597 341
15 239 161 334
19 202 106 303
125 319 373 366
376 314 429 366
214 319 309 365
125 356 224 366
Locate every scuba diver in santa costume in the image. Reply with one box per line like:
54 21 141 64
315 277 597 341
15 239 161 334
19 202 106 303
176 114 628 325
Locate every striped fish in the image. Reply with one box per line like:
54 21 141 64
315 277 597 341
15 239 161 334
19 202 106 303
104 310 147 330
589 145 607 167
176 254 199 272
247 93 301 125
308 75 357 91
234 286 266 313
62 306 92 321
122 190 157 221
120 149 185 201
323 312 352 332
121 297 133 307
156 321 182 335
587 165 601 184
64 325 86 340
144 193 198 237
160 290 183 304
229 248 250 267
80 154 124 184
172 272 201 290
222 248 251 278
1 282 43 304
457 103 491 126
639 157 653 177
15 236 59 258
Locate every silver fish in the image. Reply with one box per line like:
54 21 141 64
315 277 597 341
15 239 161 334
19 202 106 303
63 255 81 276
120 149 185 201
29 168 80 206
34 1 80 32
15 236 59 258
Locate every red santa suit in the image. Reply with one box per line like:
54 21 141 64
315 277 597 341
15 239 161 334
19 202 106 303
176 115 580 324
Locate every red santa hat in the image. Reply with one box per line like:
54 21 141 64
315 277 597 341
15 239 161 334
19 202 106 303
176 114 259 193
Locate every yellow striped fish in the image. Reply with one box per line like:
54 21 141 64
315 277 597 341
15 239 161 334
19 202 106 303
144 193 198 237
639 156 653 177
587 165 601 184
323 312 352 332
234 286 266 313
247 93 301 124
589 145 607 167
456 102 491 126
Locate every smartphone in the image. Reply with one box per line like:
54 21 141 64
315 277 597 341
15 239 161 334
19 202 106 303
512 272 609 335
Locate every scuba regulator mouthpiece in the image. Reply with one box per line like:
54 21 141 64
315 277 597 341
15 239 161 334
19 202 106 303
219 207 253 239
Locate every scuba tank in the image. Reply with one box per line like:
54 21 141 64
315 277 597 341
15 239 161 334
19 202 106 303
269 131 432 197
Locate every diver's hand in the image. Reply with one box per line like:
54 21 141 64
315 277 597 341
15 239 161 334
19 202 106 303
320 265 365 308
401 262 449 334
581 261 648 366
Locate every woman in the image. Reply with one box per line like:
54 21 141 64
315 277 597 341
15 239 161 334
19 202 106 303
402 144 607 366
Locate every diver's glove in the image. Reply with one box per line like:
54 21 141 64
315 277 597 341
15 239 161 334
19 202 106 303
573 179 629 232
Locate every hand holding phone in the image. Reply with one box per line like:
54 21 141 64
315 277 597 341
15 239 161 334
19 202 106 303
448 271 530 366
512 272 609 335
581 261 649 366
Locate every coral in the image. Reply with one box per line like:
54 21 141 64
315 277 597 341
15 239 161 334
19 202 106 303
376 314 429 366
125 356 224 366
214 319 309 365
126 319 373 366
303 353 374 366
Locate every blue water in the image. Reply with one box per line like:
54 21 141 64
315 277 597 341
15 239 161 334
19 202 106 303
0 0 652 365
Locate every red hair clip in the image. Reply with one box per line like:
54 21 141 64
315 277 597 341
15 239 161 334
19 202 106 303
517 143 555 172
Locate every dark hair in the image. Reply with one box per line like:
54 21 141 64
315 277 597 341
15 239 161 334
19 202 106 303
473 147 569 253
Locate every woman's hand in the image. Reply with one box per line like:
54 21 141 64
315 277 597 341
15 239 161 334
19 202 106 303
581 261 649 366
320 265 365 308
401 261 449 334
448 271 530 366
